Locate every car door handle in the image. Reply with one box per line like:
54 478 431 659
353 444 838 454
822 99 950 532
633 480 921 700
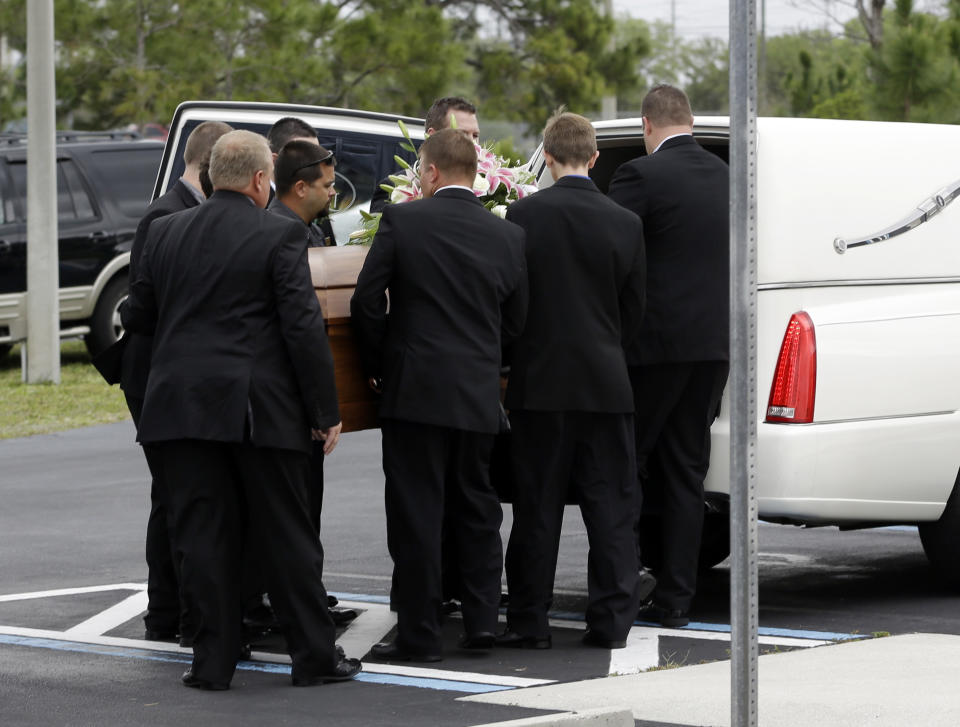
0 239 11 255
87 231 110 241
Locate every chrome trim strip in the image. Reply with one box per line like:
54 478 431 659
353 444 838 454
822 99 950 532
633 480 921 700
758 277 960 290
764 410 956 426
834 178 960 253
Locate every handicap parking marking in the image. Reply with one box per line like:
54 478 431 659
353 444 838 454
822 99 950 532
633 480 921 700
0 584 553 694
0 584 857 693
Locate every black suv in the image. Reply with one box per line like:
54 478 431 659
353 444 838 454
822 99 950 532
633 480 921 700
0 131 163 356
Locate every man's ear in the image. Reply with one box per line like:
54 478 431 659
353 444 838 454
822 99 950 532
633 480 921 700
295 178 309 199
587 150 599 169
543 151 556 169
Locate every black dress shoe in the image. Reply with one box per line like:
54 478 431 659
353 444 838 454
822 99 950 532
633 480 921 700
330 608 358 625
494 630 551 650
370 641 442 663
291 656 362 686
181 669 229 691
637 566 658 603
441 599 461 615
327 594 339 608
581 629 626 649
238 643 252 661
458 631 495 649
144 628 178 642
637 602 690 628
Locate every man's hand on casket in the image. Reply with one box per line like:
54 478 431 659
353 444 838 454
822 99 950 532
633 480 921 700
312 422 343 455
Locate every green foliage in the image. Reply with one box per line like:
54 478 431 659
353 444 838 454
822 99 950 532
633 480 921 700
868 0 960 122
473 0 648 133
624 20 728 114
0 0 647 135
763 29 868 118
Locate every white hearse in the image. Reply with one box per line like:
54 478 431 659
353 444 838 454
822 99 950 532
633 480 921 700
530 116 960 581
156 103 960 584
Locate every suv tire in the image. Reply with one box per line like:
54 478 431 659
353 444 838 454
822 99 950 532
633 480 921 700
85 273 128 356
919 469 960 589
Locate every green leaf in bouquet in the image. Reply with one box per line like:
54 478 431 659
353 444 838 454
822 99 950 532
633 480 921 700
380 183 396 194
393 155 412 171
388 174 411 185
400 141 416 153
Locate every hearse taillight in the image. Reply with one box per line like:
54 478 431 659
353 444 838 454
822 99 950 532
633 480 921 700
766 312 817 424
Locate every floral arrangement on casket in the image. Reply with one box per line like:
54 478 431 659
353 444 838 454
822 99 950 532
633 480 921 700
347 120 538 245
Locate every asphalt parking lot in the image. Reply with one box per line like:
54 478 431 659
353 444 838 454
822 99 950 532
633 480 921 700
2 422 958 726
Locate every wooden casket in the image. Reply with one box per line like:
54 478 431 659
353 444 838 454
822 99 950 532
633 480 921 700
308 245 379 433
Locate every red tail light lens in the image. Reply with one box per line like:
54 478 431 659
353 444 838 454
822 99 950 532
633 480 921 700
766 312 817 423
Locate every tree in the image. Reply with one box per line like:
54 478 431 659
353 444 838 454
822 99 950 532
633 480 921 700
867 0 960 121
0 0 650 134
617 19 727 115
788 0 887 47
763 28 868 117
470 0 649 132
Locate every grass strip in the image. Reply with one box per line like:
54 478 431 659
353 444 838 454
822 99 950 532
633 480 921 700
0 341 130 440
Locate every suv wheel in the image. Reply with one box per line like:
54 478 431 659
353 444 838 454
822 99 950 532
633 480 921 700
85 273 128 356
919 469 960 589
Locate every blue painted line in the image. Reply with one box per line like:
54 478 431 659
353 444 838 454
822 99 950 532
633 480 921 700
0 634 511 693
353 672 508 693
328 592 866 643
329 591 391 605
630 619 864 641
874 525 919 532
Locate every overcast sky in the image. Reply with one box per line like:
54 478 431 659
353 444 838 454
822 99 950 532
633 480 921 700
614 1 946 39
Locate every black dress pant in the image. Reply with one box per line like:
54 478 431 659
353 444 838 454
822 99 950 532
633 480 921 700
159 439 338 686
504 411 641 642
380 419 502 655
124 391 181 634
630 361 729 612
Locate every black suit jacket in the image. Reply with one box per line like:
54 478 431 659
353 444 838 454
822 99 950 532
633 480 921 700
121 179 200 398
350 188 527 434
607 135 729 365
504 176 644 412
267 198 331 247
121 189 339 454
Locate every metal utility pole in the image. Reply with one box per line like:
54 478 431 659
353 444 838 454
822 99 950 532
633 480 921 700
25 0 60 383
729 0 759 725
600 0 617 120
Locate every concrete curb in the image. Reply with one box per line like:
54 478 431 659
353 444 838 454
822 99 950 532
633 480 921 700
470 706 635 727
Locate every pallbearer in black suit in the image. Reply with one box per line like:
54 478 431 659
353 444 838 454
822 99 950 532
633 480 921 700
122 130 361 689
498 112 652 650
122 120 232 644
608 84 730 628
351 128 527 661
268 139 339 530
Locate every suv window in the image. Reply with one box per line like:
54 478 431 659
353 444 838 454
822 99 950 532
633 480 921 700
7 159 100 223
58 159 97 220
0 167 17 224
89 148 158 218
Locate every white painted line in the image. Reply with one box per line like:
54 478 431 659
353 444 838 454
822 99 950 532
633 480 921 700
631 624 829 648
0 583 146 602
0 623 554 689
358 662 554 688
65 591 149 637
0 625 192 654
325 571 393 582
608 627 660 676
333 599 397 661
